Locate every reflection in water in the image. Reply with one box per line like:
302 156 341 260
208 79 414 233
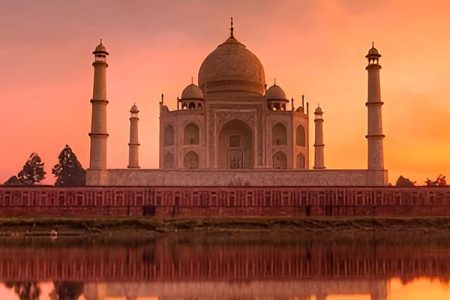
3 282 40 300
0 234 448 300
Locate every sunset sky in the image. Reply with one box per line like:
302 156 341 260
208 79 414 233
1 0 449 184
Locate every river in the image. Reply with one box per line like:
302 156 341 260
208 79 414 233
0 232 448 299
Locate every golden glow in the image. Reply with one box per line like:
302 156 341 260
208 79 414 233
0 278 449 299
0 284 17 300
327 295 370 300
389 277 450 300
0 0 449 184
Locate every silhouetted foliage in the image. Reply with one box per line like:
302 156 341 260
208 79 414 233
52 281 84 300
3 175 23 186
15 153 46 185
395 176 415 187
425 174 447 186
52 145 86 186
5 281 41 300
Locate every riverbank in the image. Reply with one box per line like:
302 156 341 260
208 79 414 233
0 216 448 241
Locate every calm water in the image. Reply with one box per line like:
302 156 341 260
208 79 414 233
0 233 448 300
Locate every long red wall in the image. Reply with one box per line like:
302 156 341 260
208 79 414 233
0 186 449 217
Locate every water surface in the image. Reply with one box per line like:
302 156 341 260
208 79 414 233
0 233 448 299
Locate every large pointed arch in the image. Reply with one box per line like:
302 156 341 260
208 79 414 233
218 119 253 169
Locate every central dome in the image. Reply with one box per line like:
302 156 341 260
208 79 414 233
198 35 266 96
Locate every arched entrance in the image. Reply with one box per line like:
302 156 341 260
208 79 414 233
218 119 253 169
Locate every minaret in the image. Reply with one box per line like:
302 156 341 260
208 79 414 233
89 40 109 170
314 106 325 169
128 103 140 169
366 43 385 170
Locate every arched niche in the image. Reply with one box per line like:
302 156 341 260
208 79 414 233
296 124 306 146
272 123 287 145
296 153 306 169
184 151 199 169
184 123 200 145
273 151 287 169
164 152 174 169
164 125 174 146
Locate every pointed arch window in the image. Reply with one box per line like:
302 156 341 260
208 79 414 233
272 123 287 145
184 151 199 169
296 125 306 146
184 123 200 145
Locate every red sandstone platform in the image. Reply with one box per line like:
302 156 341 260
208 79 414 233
0 186 449 217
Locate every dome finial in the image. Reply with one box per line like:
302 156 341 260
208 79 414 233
274 78 277 85
130 102 139 114
230 17 234 37
93 39 108 55
191 76 194 84
366 42 381 59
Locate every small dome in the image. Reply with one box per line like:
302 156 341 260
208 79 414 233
181 83 204 100
314 106 323 115
366 42 381 58
265 84 287 100
130 103 139 113
93 41 109 55
368 47 379 55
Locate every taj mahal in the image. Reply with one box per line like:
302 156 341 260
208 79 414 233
86 21 387 186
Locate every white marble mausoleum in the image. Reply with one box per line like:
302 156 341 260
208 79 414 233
86 22 387 186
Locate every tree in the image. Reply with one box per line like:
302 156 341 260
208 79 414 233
17 153 46 185
395 175 415 187
52 145 86 186
425 174 447 187
5 281 41 300
3 175 23 186
51 282 84 300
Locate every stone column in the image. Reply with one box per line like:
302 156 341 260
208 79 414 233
314 106 325 169
366 43 385 171
128 104 140 168
89 40 109 170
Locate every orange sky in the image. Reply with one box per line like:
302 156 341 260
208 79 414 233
1 0 449 184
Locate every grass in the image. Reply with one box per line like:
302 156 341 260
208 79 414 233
0 216 448 238
0 216 447 247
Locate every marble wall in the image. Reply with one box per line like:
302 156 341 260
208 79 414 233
86 169 388 186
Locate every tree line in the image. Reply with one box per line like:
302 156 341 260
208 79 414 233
393 174 446 186
5 281 83 300
3 145 85 186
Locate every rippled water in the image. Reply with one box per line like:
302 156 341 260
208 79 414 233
0 233 448 299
